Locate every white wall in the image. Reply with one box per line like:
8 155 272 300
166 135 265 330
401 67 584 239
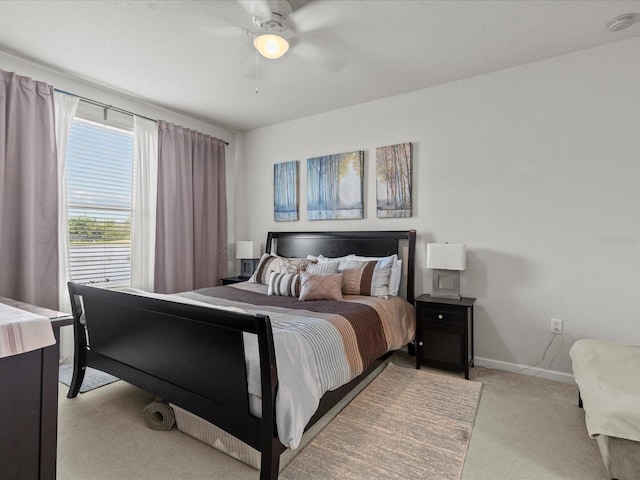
236 37 640 378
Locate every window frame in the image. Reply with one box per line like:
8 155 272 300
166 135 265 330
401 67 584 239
64 113 135 287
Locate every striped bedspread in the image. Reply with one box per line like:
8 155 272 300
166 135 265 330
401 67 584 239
177 282 415 449
0 303 55 359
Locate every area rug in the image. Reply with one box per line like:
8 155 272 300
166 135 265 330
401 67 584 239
58 361 119 393
280 363 483 480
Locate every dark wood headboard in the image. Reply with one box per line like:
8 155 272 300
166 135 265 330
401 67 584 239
265 230 416 304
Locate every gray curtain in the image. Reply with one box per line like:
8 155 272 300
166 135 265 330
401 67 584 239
155 121 228 293
0 69 58 308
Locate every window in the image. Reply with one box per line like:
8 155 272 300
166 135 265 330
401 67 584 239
65 117 134 286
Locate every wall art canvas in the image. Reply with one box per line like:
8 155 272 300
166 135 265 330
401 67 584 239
274 160 299 221
307 151 364 220
376 142 412 218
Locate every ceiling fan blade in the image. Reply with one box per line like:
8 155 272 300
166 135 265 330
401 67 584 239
289 0 362 34
209 24 252 39
291 38 349 73
237 0 272 18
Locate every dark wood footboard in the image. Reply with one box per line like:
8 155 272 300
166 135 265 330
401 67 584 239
67 282 283 480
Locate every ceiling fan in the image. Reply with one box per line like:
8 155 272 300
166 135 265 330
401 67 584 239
246 0 295 59
230 0 356 69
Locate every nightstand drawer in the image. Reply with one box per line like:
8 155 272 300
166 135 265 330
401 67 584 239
421 308 465 327
417 321 463 338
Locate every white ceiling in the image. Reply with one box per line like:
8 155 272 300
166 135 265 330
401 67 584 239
1 0 640 132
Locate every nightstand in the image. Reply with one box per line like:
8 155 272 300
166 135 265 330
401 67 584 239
415 294 476 379
220 276 249 285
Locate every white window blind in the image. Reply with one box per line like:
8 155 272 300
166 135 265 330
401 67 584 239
65 118 134 286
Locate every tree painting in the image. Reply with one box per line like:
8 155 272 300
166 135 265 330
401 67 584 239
274 160 299 221
376 142 412 218
307 151 364 220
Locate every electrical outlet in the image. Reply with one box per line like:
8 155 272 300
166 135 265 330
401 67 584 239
550 318 563 334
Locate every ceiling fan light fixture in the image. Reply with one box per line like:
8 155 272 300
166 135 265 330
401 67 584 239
254 33 289 59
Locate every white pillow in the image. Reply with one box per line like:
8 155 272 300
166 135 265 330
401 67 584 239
318 254 356 271
388 259 402 296
306 261 340 275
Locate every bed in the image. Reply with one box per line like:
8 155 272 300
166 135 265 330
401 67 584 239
67 230 416 480
570 339 640 480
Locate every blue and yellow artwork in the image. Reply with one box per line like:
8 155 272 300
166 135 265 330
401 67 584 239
307 151 364 220
376 143 412 218
274 160 299 222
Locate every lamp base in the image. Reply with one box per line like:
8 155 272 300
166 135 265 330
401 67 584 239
240 258 260 279
431 269 461 300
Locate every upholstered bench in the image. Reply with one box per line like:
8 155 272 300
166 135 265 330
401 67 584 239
570 339 640 480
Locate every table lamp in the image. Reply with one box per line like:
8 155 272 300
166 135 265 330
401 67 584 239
236 241 262 279
426 243 466 300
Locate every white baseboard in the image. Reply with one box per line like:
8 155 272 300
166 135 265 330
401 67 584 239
474 356 575 384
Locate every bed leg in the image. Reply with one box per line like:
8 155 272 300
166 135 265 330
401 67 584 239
260 438 281 480
67 321 87 398
67 283 88 399
67 363 86 398
578 391 583 409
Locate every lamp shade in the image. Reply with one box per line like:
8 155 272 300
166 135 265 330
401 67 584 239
236 241 261 259
426 243 466 271
254 33 289 59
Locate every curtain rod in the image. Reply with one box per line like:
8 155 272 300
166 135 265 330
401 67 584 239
54 88 229 146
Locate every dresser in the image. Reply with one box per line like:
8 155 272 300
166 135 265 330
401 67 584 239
0 297 73 480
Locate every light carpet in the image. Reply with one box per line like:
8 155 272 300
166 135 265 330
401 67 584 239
59 361 119 393
280 363 483 480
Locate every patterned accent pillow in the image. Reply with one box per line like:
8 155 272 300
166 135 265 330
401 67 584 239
249 254 315 284
342 256 394 297
267 272 301 297
299 273 343 301
306 261 340 275
352 254 400 296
